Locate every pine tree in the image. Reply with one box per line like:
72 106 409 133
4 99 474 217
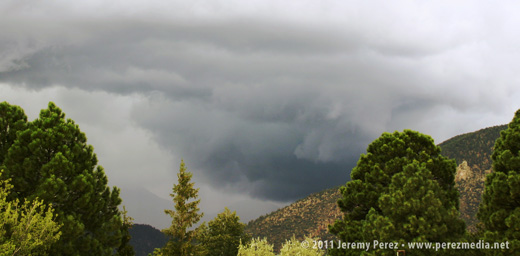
0 102 27 165
200 207 250 256
161 160 205 256
1 102 129 255
118 206 136 256
364 163 466 256
329 130 465 256
478 109 520 254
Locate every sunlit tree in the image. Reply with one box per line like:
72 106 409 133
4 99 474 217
161 160 205 255
0 170 62 255
279 235 324 256
200 207 250 256
237 237 275 256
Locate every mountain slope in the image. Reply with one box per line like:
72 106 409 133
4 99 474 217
245 125 507 250
438 124 507 232
129 224 168 256
438 125 506 170
246 187 342 251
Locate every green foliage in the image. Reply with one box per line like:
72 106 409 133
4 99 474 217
118 206 136 256
0 102 130 255
329 130 465 255
0 102 27 166
490 111 520 174
237 237 275 256
148 248 163 256
237 236 324 256
0 170 62 256
161 160 205 255
200 207 250 256
364 163 466 256
478 109 520 254
279 236 324 256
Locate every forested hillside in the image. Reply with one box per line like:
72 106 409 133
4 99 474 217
246 187 342 251
438 125 507 170
245 125 507 250
439 124 507 232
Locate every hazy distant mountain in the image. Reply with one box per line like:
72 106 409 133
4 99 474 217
119 186 173 229
129 224 168 256
245 125 507 250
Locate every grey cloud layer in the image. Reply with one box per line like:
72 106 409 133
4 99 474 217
2 1 520 201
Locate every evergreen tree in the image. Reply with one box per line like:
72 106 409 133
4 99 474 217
279 236 324 256
237 237 275 256
363 163 466 256
0 170 62 255
0 102 27 165
1 102 129 255
149 248 164 256
118 206 136 256
161 160 205 256
478 109 520 254
329 130 465 255
200 207 250 256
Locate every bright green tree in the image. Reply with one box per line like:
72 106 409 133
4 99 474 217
200 207 250 256
1 102 131 255
149 248 164 256
0 102 27 165
329 130 465 256
0 170 62 256
237 237 275 256
478 109 520 254
161 160 205 256
279 235 324 256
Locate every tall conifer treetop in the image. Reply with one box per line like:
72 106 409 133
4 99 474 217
161 160 204 256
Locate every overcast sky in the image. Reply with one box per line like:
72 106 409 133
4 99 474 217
2 0 520 228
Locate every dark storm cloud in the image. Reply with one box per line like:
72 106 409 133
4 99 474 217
2 1 520 202
130 92 386 201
